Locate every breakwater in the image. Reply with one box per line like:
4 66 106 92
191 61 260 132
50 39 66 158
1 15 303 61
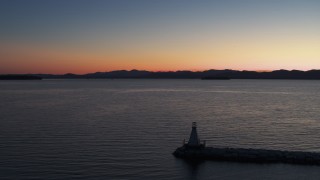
173 146 320 165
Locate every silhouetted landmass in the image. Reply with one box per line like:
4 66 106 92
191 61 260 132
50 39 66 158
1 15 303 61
216 70 320 80
3 69 320 79
0 75 42 80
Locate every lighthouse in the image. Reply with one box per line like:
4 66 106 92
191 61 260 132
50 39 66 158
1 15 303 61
188 122 200 146
186 122 205 148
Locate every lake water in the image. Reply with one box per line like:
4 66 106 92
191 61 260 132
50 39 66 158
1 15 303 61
1 79 320 179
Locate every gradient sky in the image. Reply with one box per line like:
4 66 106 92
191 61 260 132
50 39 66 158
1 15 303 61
1 0 320 74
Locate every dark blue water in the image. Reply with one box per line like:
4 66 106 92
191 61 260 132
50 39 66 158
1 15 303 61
1 79 320 179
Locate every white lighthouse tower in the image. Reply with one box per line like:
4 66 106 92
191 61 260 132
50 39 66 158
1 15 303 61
186 122 205 148
188 122 200 146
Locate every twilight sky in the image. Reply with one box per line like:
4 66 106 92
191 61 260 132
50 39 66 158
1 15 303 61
1 0 320 74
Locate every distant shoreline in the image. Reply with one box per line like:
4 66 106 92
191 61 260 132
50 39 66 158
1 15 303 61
0 75 42 80
2 69 320 80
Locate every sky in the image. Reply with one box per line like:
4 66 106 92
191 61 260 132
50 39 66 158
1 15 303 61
0 0 320 74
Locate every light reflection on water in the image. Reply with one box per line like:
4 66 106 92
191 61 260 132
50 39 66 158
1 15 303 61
1 79 320 179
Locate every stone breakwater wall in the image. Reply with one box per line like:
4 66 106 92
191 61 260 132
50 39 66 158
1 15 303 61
173 146 320 165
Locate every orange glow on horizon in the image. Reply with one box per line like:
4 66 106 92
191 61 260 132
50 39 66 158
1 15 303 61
1 35 320 74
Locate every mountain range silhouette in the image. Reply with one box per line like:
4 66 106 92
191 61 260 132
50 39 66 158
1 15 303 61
3 69 320 80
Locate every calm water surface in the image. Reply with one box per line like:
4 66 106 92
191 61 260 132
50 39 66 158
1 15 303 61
1 79 320 179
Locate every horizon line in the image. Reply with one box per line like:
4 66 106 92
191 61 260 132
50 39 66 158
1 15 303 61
2 68 320 76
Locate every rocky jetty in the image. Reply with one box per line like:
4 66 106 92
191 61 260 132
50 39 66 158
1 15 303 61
173 122 320 165
173 146 320 165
